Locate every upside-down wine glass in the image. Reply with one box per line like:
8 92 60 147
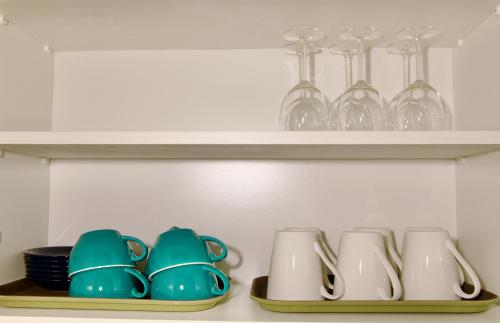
328 40 358 130
386 40 417 131
395 26 450 130
336 27 387 131
279 27 329 131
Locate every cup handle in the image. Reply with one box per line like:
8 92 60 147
124 267 150 299
314 241 345 300
201 264 230 296
122 235 148 262
446 239 481 299
318 239 335 289
200 235 228 262
387 243 403 271
373 245 401 300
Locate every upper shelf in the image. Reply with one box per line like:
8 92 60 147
0 131 500 159
0 0 498 50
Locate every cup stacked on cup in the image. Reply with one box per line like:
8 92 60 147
68 229 150 299
145 227 231 300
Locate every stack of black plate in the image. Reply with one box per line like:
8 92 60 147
24 246 72 291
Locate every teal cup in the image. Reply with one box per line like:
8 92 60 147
69 266 149 299
69 229 148 276
150 263 230 300
145 227 227 278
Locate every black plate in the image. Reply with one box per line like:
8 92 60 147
24 246 72 259
27 278 69 291
26 266 68 275
26 275 70 283
26 272 69 281
24 257 69 266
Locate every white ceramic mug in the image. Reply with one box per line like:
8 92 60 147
402 227 464 285
284 227 336 289
267 230 345 300
401 230 481 300
334 231 401 300
354 227 402 273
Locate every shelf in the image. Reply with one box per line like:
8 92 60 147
1 131 500 160
0 0 497 50
0 283 499 323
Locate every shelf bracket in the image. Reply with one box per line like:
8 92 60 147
0 15 8 25
43 45 53 54
456 39 464 48
0 149 4 158
456 156 467 164
40 157 51 165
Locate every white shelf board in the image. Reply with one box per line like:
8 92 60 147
0 283 498 323
0 0 498 50
1 131 500 159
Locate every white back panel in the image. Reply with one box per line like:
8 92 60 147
453 13 500 130
0 152 50 284
0 24 52 130
48 159 456 284
454 13 500 294
52 48 453 131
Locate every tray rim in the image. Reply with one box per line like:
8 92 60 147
0 279 228 312
250 276 500 313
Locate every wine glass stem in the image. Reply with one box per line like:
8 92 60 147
415 37 424 81
298 40 308 82
356 39 366 82
403 52 410 89
344 52 353 89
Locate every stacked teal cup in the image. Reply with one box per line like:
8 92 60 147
146 227 230 300
68 229 149 299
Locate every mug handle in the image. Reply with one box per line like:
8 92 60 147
200 235 228 262
314 241 345 300
446 239 481 299
386 243 403 271
318 239 335 289
124 267 150 299
122 235 148 262
201 264 230 296
373 245 401 300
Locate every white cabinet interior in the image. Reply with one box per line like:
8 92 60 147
0 1 499 322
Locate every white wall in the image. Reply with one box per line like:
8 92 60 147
0 152 50 284
0 23 52 284
52 48 453 131
0 24 53 131
454 13 500 295
48 159 456 284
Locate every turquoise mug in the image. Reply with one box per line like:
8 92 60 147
69 229 148 276
150 263 230 300
69 266 149 299
145 227 227 278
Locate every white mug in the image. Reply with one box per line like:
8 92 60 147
402 227 464 285
284 227 336 289
354 227 402 273
267 230 345 300
401 230 481 300
334 231 401 300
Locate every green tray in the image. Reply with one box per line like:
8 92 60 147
0 279 227 312
250 276 499 313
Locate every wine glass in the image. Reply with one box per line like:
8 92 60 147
386 40 417 131
336 27 387 131
279 27 329 131
328 40 358 130
395 26 450 130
